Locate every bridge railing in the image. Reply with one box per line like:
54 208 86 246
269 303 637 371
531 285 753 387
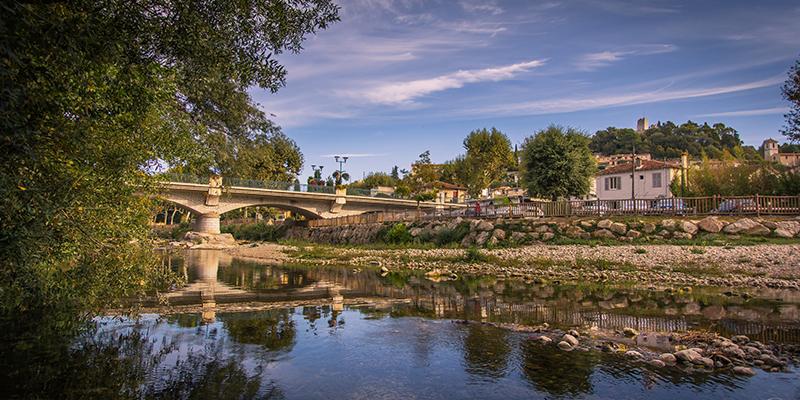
307 194 800 227
159 173 336 194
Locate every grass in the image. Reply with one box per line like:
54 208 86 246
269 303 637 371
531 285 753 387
690 247 706 254
634 248 648 254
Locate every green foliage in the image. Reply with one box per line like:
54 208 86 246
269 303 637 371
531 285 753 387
591 121 754 160
782 57 800 142
464 246 489 263
350 172 397 189
0 0 339 338
462 128 515 196
222 222 287 241
677 158 799 196
634 248 648 254
435 222 471 246
521 125 596 200
382 223 413 244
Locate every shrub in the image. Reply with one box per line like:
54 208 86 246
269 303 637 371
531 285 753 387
634 248 647 254
435 222 471 246
382 223 412 244
464 246 489 263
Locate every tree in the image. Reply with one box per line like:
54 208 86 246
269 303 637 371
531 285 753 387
390 166 400 180
0 0 339 338
351 172 396 189
418 150 432 164
521 126 596 200
462 128 514 196
783 57 800 142
590 121 744 159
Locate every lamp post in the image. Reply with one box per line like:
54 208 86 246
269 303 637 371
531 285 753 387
333 155 349 186
310 165 324 186
631 144 637 213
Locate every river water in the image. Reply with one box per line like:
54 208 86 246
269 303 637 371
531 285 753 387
30 250 800 398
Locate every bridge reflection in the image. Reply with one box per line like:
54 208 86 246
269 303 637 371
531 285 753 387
159 250 800 343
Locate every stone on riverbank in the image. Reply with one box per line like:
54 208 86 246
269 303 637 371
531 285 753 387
723 218 769 236
562 334 579 347
557 341 573 351
733 366 756 376
675 349 702 364
697 217 725 233
592 229 615 239
183 231 236 249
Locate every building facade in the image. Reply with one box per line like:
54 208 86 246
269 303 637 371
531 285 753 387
595 159 679 201
763 138 800 168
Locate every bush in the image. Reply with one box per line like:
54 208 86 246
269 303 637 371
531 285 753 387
464 246 489 263
435 222 471 246
382 223 412 244
222 222 287 241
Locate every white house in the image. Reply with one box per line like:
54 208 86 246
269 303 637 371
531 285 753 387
595 159 680 201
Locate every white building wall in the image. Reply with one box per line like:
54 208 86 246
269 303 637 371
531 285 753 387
595 168 677 201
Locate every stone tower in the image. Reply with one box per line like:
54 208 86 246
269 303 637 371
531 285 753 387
636 117 648 133
762 138 779 161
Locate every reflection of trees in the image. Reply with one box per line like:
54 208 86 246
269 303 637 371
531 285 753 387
221 310 296 352
521 341 599 396
462 324 510 379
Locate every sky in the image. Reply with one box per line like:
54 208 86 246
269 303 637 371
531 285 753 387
250 0 800 181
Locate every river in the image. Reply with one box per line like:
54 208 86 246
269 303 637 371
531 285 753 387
12 250 800 399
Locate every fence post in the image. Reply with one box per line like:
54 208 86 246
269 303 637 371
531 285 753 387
755 194 760 217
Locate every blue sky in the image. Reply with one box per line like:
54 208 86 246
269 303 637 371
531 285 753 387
251 0 800 180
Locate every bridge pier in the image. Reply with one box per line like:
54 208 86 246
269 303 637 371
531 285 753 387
193 212 221 234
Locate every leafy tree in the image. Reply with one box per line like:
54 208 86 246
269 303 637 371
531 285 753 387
591 121 745 159
418 150 432 164
390 165 400 180
439 156 470 187
782 56 800 142
406 151 440 195
0 0 339 339
350 172 396 189
462 128 515 196
521 126 596 200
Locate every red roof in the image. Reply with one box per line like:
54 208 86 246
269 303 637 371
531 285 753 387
598 159 680 176
427 181 467 190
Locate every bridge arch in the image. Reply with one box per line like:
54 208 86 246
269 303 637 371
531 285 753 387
219 203 323 220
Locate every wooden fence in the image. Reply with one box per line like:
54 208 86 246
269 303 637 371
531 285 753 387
307 195 800 228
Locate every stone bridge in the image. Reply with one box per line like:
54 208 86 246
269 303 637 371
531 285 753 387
160 177 463 234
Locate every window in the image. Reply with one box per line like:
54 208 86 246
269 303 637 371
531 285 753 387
652 172 662 188
604 176 621 190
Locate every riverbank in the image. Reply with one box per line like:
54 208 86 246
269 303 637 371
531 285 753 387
227 241 800 289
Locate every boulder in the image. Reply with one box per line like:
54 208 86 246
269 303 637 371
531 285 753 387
657 229 671 238
461 232 477 247
660 219 677 230
592 229 616 239
697 216 725 233
183 231 236 249
476 231 491 245
679 221 698 235
723 218 770 236
492 229 506 241
579 220 595 229
541 232 555 241
562 334 579 347
659 353 677 364
536 336 552 344
564 225 586 238
775 220 800 237
674 349 702 364
597 219 614 229
732 366 756 376
610 222 627 235
476 220 494 232
557 341 573 351
622 327 639 337
626 230 642 238
511 232 528 243
672 232 692 240
625 350 644 359
642 223 657 234
649 359 666 367
534 224 552 233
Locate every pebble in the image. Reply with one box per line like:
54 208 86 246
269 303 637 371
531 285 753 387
733 366 756 376
558 341 573 351
649 359 666 367
625 350 644 359
562 334 579 347
659 353 677 364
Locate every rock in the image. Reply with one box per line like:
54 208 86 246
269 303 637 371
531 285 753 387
661 219 677 230
698 357 714 368
492 229 506 241
534 224 552 233
610 222 627 235
461 233 476 247
557 341 573 351
642 223 656 233
564 225 586 238
568 329 580 337
476 231 491 246
626 230 642 238
541 232 555 241
672 232 692 240
562 334 579 347
369 260 381 266
623 327 639 337
625 350 643 359
597 219 614 229
409 227 423 237
774 228 795 238
476 220 494 231
486 236 499 246
733 366 756 376
649 359 666 367
580 220 595 229
761 220 778 230
697 216 726 233
536 336 552 344
775 220 800 237
380 266 389 273
731 335 750 344
659 353 677 364
675 349 702 364
723 218 770 236
657 229 671 238
679 221 698 235
511 232 528 243
592 229 616 239
182 231 237 249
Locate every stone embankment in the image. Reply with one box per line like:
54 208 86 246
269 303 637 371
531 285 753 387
285 216 800 246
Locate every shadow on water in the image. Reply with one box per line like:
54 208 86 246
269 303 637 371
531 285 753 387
3 249 799 399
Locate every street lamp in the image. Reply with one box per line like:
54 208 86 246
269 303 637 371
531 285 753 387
333 155 349 186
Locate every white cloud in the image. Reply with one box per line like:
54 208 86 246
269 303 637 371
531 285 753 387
576 44 677 70
695 107 790 118
471 76 784 116
320 153 389 158
460 1 504 15
359 59 547 105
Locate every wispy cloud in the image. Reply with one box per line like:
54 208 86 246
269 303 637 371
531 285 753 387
470 76 784 116
358 59 547 105
695 107 790 118
460 0 504 15
576 44 676 70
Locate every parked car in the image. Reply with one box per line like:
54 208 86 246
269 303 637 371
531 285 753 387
713 199 757 214
650 198 692 214
577 202 609 216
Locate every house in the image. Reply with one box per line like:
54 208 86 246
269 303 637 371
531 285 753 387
763 138 800 168
595 153 652 171
595 159 680 201
427 181 468 203
370 186 396 197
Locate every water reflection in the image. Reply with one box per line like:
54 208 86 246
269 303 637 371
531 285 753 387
163 250 800 345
